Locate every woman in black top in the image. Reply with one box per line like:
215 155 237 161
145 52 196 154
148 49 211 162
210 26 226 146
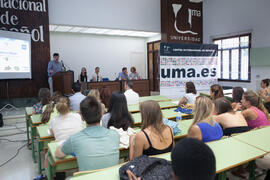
78 67 88 83
129 100 174 160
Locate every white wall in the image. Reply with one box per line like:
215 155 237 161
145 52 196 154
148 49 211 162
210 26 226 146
50 32 147 81
203 0 270 91
48 0 160 32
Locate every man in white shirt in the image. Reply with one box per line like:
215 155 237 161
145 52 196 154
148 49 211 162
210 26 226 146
92 67 103 82
124 80 139 105
69 82 86 111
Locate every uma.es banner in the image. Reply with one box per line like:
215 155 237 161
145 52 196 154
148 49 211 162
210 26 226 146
160 43 218 99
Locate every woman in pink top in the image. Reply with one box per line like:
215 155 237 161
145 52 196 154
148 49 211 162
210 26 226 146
240 90 270 129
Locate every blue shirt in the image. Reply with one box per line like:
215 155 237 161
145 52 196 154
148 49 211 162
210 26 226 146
197 122 223 143
61 126 120 171
118 72 128 80
47 60 63 77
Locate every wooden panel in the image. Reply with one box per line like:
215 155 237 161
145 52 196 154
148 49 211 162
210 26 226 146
88 81 121 93
148 43 153 51
121 80 150 96
161 0 202 44
0 0 50 98
148 52 154 91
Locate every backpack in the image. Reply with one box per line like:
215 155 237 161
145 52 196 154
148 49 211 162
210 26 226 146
0 113 3 127
119 155 172 180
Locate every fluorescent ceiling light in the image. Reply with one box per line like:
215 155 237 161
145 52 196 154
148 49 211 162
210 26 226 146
55 26 73 32
49 24 160 38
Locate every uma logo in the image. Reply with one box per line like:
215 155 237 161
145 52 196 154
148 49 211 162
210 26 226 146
172 4 201 35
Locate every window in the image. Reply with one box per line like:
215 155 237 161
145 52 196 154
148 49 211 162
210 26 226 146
213 34 251 82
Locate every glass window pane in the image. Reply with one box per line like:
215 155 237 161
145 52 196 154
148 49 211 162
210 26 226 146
217 51 221 79
240 36 249 47
214 40 221 50
241 48 249 80
222 37 239 49
231 49 239 79
222 50 229 79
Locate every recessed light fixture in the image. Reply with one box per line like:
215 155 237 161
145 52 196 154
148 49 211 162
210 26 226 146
49 25 160 38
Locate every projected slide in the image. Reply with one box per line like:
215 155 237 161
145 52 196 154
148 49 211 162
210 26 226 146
0 38 30 72
0 30 31 79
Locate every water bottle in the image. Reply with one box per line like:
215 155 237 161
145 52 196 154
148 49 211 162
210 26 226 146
176 111 182 122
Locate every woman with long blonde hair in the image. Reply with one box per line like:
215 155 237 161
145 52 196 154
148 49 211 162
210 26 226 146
88 89 106 114
129 100 174 160
188 96 223 142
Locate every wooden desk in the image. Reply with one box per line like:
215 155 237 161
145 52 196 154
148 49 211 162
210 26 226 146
232 126 270 152
128 101 178 113
139 95 170 102
88 81 120 93
70 138 266 180
121 80 150 96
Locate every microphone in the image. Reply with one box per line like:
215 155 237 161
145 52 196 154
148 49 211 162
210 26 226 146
61 60 70 71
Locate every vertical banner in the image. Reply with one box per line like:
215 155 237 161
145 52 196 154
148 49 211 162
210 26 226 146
160 43 218 99
0 0 50 98
161 0 202 44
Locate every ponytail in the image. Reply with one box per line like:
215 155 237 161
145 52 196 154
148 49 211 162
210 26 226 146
41 101 55 124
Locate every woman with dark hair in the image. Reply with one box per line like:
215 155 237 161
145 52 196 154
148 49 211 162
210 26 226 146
32 88 50 114
210 84 224 100
178 82 198 106
213 98 249 136
231 87 244 110
78 67 88 83
129 100 174 160
259 79 270 102
241 90 270 129
101 92 134 148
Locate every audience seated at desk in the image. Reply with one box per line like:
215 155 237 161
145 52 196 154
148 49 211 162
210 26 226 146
92 66 102 82
129 67 140 80
188 96 223 142
78 67 88 83
55 96 120 171
118 67 128 80
50 97 83 141
239 90 270 129
101 92 135 149
124 80 139 105
41 91 62 124
129 100 174 160
210 84 224 100
213 98 249 136
171 138 216 180
87 89 106 115
69 82 86 111
178 82 198 106
32 88 50 114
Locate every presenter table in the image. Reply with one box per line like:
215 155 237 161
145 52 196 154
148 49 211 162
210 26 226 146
88 81 120 94
69 138 266 180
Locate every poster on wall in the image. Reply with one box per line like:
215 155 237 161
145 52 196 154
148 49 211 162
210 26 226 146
160 43 218 99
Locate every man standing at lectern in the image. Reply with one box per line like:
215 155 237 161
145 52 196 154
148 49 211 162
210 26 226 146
47 53 63 95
